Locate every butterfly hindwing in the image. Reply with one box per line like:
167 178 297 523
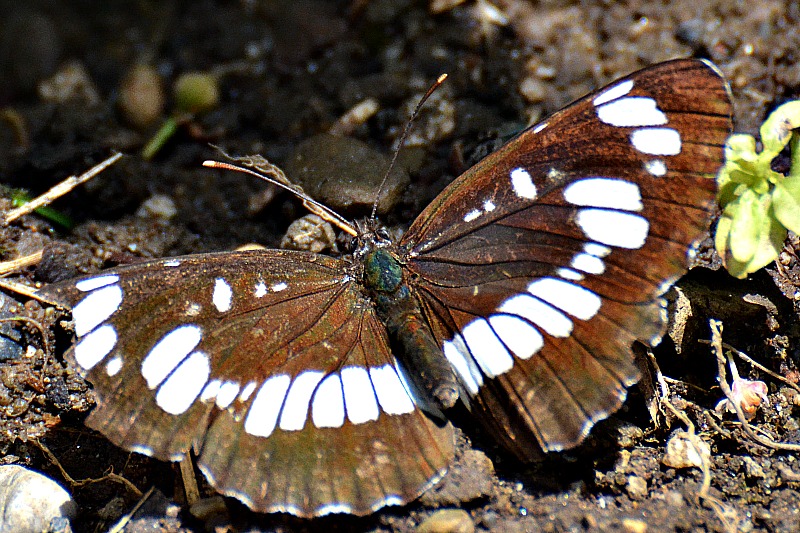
40 250 454 515
401 59 733 456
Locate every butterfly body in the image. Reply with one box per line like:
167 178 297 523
39 59 733 516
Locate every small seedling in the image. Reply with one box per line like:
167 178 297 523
141 71 220 160
715 101 800 278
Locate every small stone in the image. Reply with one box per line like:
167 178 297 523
417 509 475 533
662 430 710 470
284 133 410 216
742 456 766 479
621 517 648 533
663 490 685 508
280 214 337 253
136 194 178 221
0 465 76 533
118 64 165 128
615 421 644 448
37 60 100 105
418 449 494 507
626 475 648 500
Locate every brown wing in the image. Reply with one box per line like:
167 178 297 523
400 59 732 458
39 250 453 516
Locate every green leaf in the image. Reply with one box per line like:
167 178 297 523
760 100 800 155
772 173 800 234
728 190 763 263
715 210 734 261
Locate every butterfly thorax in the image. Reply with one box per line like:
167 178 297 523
357 232 460 413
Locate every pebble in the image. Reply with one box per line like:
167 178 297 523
621 517 648 533
417 509 475 533
136 194 178 221
284 133 409 215
661 430 710 470
419 449 494 507
625 475 648 500
118 64 165 128
280 214 337 253
37 60 100 106
0 465 75 533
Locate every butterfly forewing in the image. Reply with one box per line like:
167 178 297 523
401 59 732 456
39 250 454 516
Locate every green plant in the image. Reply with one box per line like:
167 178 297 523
715 100 800 278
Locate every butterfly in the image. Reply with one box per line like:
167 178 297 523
39 58 732 516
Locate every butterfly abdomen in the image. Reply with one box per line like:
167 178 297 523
363 248 459 412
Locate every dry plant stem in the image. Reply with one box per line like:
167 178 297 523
179 455 201 506
107 487 156 533
698 338 800 395
0 250 43 276
3 152 123 225
0 315 50 356
709 319 800 453
644 350 714 501
33 439 143 498
725 341 800 396
0 278 57 304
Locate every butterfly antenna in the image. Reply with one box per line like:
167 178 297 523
370 74 448 221
202 159 358 237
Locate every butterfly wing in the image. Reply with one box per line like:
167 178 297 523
400 59 732 458
39 250 453 516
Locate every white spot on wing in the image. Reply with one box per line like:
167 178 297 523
75 275 119 292
463 209 482 223
631 128 681 155
483 199 496 212
254 282 267 298
244 375 291 437
155 351 210 415
369 365 415 415
533 122 548 133
596 97 667 127
584 242 612 257
201 379 222 401
312 373 345 428
163 259 181 267
212 278 233 313
510 167 538 199
576 209 649 249
73 324 117 370
141 325 203 389
593 79 634 106
527 278 602 320
215 381 241 409
557 267 585 281
489 314 543 359
571 253 605 274
645 159 667 176
461 318 514 377
341 366 379 424
239 381 257 402
271 282 288 292
563 178 643 211
443 335 483 394
279 371 325 431
105 355 123 376
498 294 572 338
72 285 123 337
